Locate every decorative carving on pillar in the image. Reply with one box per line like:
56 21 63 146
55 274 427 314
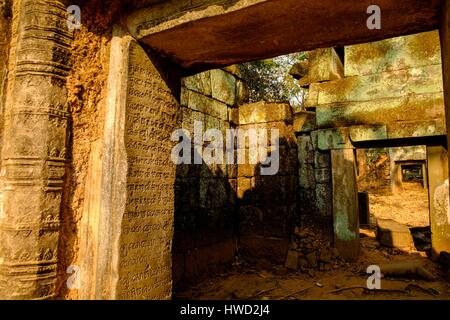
0 0 71 299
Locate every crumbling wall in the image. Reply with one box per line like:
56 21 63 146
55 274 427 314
290 31 445 245
294 112 333 240
237 101 298 264
174 67 246 288
309 31 445 142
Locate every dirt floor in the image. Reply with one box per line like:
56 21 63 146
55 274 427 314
368 182 430 227
175 182 448 300
175 230 450 300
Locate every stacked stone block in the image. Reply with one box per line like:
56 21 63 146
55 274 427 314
294 113 333 240
237 102 298 264
174 67 247 286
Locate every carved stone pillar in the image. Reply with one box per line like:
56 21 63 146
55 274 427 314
0 0 71 299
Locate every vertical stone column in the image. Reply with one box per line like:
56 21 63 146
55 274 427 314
391 162 403 195
0 0 71 299
427 146 450 258
331 149 360 262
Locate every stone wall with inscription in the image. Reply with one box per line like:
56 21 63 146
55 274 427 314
173 67 246 288
116 41 180 300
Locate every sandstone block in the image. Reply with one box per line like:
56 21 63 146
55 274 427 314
314 168 331 183
349 125 388 142
316 183 333 217
239 101 292 124
299 163 315 189
293 111 316 133
236 79 249 105
188 90 228 120
345 31 441 77
317 64 443 105
376 219 414 249
211 69 236 105
297 135 314 164
182 70 211 96
314 150 331 169
317 127 353 150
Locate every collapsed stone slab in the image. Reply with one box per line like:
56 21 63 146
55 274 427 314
376 219 414 250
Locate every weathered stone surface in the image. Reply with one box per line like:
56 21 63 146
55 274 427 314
181 107 205 140
299 188 316 216
223 64 243 79
314 150 331 169
236 79 249 105
211 69 236 105
293 111 316 133
389 145 426 162
116 41 179 300
304 83 320 107
239 101 292 124
127 0 442 69
182 70 212 96
0 0 71 299
299 163 316 190
228 107 239 125
317 128 353 150
427 146 450 257
349 125 388 142
188 89 228 120
386 119 446 139
180 87 189 106
345 30 441 77
318 65 443 105
315 168 331 184
316 93 445 128
376 219 414 249
289 60 308 81
315 183 333 217
331 149 360 262
297 135 314 164
298 48 344 86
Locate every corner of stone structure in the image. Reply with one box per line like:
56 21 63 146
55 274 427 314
78 24 132 300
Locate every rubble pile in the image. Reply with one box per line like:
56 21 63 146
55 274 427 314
285 227 346 274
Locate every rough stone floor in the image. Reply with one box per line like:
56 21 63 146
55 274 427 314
174 230 450 300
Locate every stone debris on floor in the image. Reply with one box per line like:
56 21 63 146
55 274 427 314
285 227 345 274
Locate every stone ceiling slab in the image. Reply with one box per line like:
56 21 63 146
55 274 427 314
124 0 443 70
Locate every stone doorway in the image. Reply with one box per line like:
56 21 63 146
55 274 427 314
356 146 431 253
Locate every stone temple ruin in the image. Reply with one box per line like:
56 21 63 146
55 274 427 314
0 0 449 300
